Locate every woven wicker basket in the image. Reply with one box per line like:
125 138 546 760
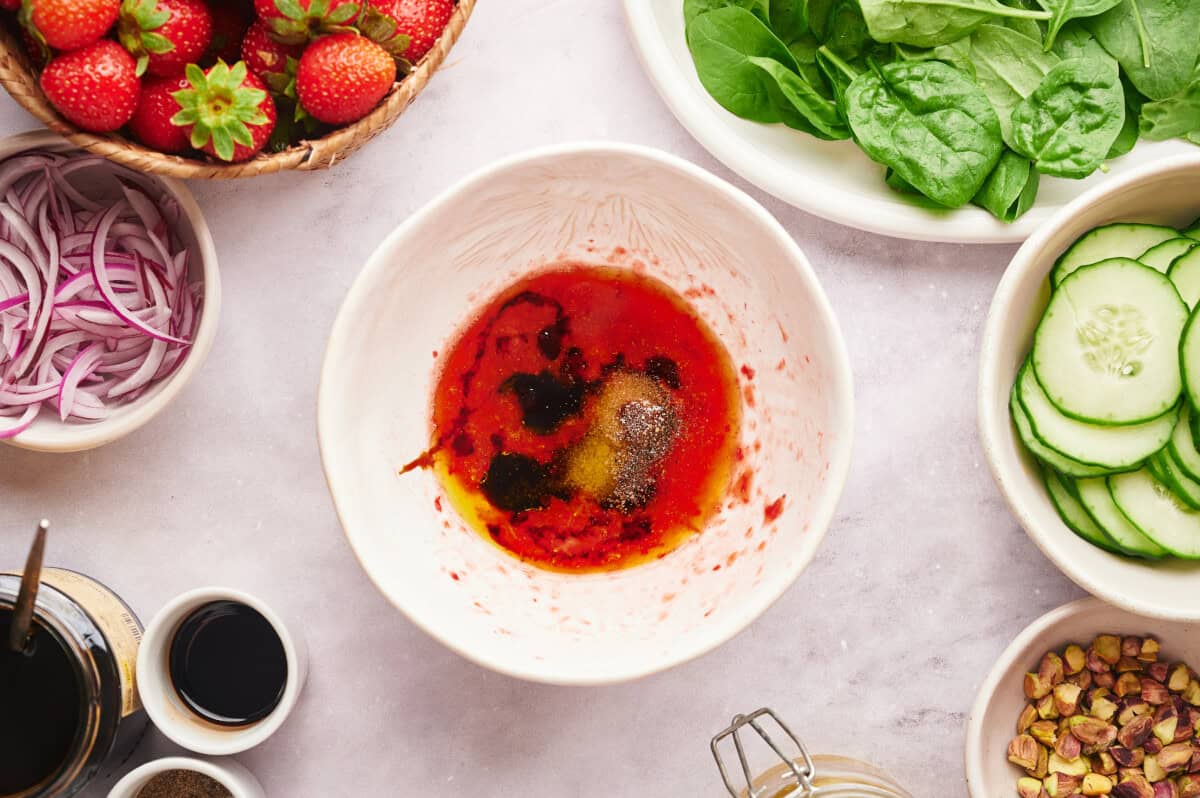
0 0 475 179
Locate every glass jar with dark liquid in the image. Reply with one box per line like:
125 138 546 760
0 570 146 798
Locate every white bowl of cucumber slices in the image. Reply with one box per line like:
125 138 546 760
981 153 1200 621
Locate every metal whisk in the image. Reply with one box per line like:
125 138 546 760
711 708 816 798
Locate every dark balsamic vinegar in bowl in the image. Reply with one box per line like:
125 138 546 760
169 601 288 727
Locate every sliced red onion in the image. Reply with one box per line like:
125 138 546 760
0 150 202 430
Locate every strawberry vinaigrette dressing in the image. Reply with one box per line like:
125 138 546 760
402 264 743 572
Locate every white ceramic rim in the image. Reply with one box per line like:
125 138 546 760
1 129 222 453
106 756 260 798
962 596 1102 798
136 587 305 756
317 140 856 685
979 152 1200 621
623 0 1059 244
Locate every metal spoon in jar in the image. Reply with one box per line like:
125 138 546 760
7 519 48 655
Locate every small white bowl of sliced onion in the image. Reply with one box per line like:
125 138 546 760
0 130 219 452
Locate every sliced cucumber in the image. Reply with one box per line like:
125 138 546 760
1010 392 1113 478
1170 247 1200 309
1141 237 1198 272
1017 362 1175 468
1169 404 1200 482
1044 468 1121 553
1181 305 1200 409
1109 469 1200 558
1076 476 1167 558
1185 218 1200 241
1052 223 1179 287
1147 451 1171 483
1154 450 1200 509
1033 259 1187 424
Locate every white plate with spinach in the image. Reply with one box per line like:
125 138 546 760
623 0 1200 243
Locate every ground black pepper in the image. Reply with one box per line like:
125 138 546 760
137 770 232 798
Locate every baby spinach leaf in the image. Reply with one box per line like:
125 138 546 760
970 25 1060 146
973 149 1040 221
1086 0 1200 100
1002 0 1047 42
805 0 835 37
845 60 1004 206
1139 67 1200 140
857 0 1050 48
894 38 976 75
787 32 835 97
1107 75 1145 156
685 0 771 25
748 56 852 137
770 0 810 42
1034 0 1122 49
884 167 955 207
1050 19 1109 59
685 7 802 122
1009 56 1125 177
822 0 873 59
816 45 859 114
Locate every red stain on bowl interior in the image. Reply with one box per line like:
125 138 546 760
740 364 755 380
764 495 786 523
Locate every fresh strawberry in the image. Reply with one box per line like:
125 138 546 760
118 0 213 77
205 0 252 64
40 40 140 132
23 0 120 51
362 0 451 63
129 75 191 151
296 32 394 125
171 60 276 161
253 0 359 45
241 19 301 80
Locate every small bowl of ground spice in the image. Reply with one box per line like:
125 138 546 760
107 756 264 798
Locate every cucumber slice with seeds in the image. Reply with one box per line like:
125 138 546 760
1011 392 1114 478
1141 237 1198 272
1017 362 1175 468
1171 248 1200 310
1076 476 1167 558
1168 404 1200 482
1052 223 1179 287
1155 450 1200 509
1045 468 1122 553
1180 304 1200 410
1033 259 1187 425
1109 469 1200 558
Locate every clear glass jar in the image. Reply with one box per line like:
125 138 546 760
0 569 147 797
712 709 912 798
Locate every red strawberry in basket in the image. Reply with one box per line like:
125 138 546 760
130 74 191 152
40 40 140 132
362 0 452 63
23 0 120 51
118 0 213 76
241 19 302 80
171 60 276 162
253 0 360 45
296 32 395 125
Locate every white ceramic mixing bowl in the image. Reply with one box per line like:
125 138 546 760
979 153 1200 621
318 142 854 684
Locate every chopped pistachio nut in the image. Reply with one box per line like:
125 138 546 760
1083 773 1115 795
1012 639 1200 798
1018 776 1048 798
1096 636 1123 666
1019 703 1040 734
